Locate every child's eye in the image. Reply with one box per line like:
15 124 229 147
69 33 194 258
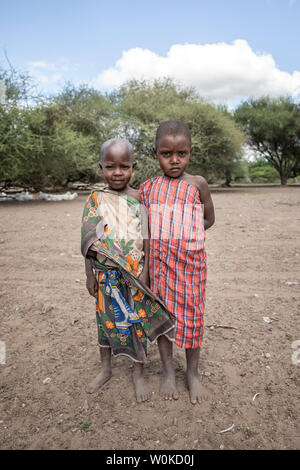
178 151 186 157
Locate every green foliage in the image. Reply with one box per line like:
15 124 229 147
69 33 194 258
248 158 280 183
235 96 300 184
131 155 162 188
108 79 197 161
52 82 115 140
0 69 246 190
180 102 246 183
0 101 98 190
0 66 34 104
109 79 245 186
0 75 114 189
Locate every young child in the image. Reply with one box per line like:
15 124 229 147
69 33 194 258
140 121 215 404
81 138 174 403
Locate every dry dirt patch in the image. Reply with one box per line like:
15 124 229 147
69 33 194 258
0 186 299 449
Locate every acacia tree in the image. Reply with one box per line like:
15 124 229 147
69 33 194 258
0 72 115 189
235 96 300 185
180 102 245 184
50 83 118 183
0 70 246 190
110 79 245 186
0 65 36 189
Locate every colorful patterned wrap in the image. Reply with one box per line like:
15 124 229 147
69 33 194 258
81 188 175 362
140 176 207 349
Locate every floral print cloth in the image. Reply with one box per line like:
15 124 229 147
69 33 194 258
81 188 174 362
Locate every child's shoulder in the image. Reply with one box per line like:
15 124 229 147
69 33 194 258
140 176 160 187
139 177 158 194
182 173 208 191
126 187 141 202
181 173 211 201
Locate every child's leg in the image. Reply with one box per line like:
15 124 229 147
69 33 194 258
185 347 207 404
132 362 151 403
157 335 179 400
86 346 112 393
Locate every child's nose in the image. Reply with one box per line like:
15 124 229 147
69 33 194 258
113 167 123 175
170 153 179 163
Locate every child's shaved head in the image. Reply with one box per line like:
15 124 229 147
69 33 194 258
100 138 134 163
155 120 192 149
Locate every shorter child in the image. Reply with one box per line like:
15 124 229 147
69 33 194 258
81 138 174 403
140 121 215 404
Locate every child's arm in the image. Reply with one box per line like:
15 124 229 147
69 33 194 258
85 255 98 298
197 176 215 230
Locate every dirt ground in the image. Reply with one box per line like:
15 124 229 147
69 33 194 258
0 186 299 450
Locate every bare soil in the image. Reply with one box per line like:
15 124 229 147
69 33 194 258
0 186 299 450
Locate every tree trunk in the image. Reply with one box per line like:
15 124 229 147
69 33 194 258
280 173 288 185
225 169 232 187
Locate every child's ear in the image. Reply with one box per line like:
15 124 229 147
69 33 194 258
132 161 137 169
153 146 157 159
99 162 103 172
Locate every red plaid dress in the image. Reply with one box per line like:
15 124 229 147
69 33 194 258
140 175 207 349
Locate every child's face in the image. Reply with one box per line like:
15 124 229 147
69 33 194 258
100 144 134 191
154 134 191 178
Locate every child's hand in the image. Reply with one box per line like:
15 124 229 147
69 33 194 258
86 273 98 298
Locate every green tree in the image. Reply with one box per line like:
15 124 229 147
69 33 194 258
248 158 280 183
0 73 115 190
20 104 97 188
0 69 246 190
0 101 96 190
50 83 119 183
0 65 34 104
110 79 245 186
0 64 34 189
179 102 245 184
235 96 300 185
52 82 115 140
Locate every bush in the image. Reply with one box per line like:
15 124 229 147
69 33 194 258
0 70 246 190
248 159 280 183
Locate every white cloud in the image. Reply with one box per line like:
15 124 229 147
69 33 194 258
27 60 63 89
93 39 300 105
28 61 57 71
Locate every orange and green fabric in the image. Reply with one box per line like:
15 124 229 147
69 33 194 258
81 188 174 363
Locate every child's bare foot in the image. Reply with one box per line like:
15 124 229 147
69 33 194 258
86 368 112 394
186 371 207 404
160 369 179 400
132 365 151 403
87 347 112 393
157 335 179 400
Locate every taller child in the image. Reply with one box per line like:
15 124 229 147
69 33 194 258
140 121 215 404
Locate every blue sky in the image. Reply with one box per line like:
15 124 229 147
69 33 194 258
1 0 300 105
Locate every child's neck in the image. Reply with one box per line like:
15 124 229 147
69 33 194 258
107 184 130 194
164 171 186 180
